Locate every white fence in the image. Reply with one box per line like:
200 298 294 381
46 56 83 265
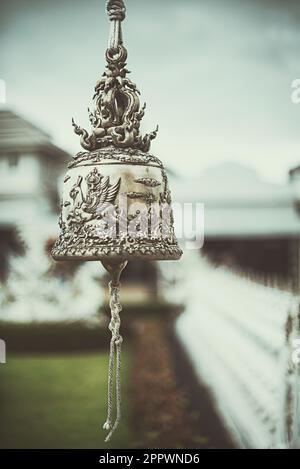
160 252 300 449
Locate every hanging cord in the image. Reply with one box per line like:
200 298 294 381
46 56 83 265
106 0 126 51
103 280 123 442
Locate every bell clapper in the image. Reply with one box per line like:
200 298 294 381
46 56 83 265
101 260 127 442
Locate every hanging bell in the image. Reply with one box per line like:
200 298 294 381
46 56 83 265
52 7 181 268
52 0 182 442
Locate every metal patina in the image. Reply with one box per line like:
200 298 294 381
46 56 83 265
52 0 182 442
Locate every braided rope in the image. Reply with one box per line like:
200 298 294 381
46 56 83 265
103 281 123 442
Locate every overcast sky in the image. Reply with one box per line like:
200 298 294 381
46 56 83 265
1 0 300 183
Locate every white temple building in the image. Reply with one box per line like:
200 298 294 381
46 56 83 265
172 162 300 286
173 162 300 238
0 109 70 275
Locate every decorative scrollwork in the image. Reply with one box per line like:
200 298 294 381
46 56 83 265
68 147 164 169
127 191 156 204
134 178 161 188
72 44 158 153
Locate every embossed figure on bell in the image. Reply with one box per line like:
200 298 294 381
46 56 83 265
51 0 182 442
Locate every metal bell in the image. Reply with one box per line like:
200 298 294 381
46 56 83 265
51 35 182 267
51 0 182 442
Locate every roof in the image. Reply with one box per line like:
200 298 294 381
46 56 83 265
0 109 70 161
199 205 300 238
172 162 300 238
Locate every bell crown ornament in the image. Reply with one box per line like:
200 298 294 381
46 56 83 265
52 0 182 443
52 0 182 264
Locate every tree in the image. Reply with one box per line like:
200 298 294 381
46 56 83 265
1 222 104 322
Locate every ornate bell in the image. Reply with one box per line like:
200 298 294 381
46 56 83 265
52 0 182 441
51 142 182 264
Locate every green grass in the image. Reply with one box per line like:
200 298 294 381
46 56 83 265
0 352 133 448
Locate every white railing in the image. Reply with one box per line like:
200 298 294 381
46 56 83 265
160 252 300 449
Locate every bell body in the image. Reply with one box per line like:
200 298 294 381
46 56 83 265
52 147 182 262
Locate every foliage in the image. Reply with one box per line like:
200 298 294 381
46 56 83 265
0 222 104 322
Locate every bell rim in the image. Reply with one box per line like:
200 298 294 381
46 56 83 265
51 250 182 262
52 238 182 262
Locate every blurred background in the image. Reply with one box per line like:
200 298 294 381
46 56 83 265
1 0 300 449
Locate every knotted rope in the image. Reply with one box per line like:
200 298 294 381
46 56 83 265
106 0 126 51
103 281 123 442
106 0 126 21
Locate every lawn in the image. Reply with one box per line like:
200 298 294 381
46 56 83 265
0 352 133 449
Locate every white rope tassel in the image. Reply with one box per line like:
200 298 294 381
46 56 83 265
103 281 123 442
